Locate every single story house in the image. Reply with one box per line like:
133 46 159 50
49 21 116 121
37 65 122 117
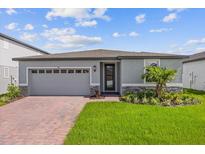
183 51 205 91
13 49 188 96
0 33 48 94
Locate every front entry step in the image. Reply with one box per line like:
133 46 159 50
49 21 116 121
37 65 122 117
101 92 120 96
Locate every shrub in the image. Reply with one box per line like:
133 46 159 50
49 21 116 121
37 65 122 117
119 96 127 102
136 89 156 100
120 89 200 107
7 84 20 99
133 97 140 104
141 97 149 104
149 97 160 105
0 95 10 103
161 99 171 106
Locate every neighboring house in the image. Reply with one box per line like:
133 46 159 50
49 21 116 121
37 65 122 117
183 51 205 91
0 33 49 94
13 49 188 96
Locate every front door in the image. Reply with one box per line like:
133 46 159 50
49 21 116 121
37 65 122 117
104 64 115 91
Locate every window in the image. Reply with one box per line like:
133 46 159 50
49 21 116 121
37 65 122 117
3 67 9 78
75 69 82 73
46 69 52 74
68 69 74 73
144 59 160 83
83 69 89 73
31 70 38 74
53 69 59 73
145 59 160 67
39 69 45 74
61 69 67 73
3 40 9 49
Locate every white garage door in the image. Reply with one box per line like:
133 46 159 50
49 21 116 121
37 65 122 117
29 68 90 96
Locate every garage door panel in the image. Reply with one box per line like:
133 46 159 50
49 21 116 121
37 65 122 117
29 69 90 96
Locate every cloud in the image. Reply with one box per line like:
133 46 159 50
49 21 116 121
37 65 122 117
185 38 205 46
135 14 146 24
45 8 110 21
46 8 89 20
163 13 177 23
75 20 97 27
41 27 102 49
129 32 139 37
112 32 139 38
149 28 172 33
20 33 37 42
195 47 205 53
44 43 84 49
6 8 17 15
41 28 76 39
42 24 48 28
92 8 110 21
167 8 187 13
169 37 205 55
112 32 125 38
5 22 18 30
24 24 34 30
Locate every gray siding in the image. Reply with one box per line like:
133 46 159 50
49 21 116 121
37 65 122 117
121 59 183 84
121 59 144 84
183 60 205 90
160 59 183 83
19 60 100 85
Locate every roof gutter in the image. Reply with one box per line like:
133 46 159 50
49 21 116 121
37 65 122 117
118 55 189 59
13 55 189 61
12 57 119 61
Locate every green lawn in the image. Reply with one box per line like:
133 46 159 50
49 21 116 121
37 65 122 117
64 89 205 145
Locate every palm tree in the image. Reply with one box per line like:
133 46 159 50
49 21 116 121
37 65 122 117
142 66 177 98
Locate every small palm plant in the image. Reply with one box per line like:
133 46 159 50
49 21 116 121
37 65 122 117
142 66 177 98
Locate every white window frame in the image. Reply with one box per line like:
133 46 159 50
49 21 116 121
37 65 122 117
144 59 160 83
3 67 9 78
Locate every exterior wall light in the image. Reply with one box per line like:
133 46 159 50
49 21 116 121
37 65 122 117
93 65 97 72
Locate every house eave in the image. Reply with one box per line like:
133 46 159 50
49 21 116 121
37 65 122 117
13 55 189 61
12 57 119 61
118 55 189 59
183 57 205 63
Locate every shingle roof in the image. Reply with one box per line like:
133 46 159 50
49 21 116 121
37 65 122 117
183 51 205 63
0 33 49 55
13 49 188 61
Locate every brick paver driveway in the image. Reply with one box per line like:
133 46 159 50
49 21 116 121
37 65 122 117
0 96 89 145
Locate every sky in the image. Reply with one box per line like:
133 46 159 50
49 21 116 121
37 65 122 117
1 8 205 54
